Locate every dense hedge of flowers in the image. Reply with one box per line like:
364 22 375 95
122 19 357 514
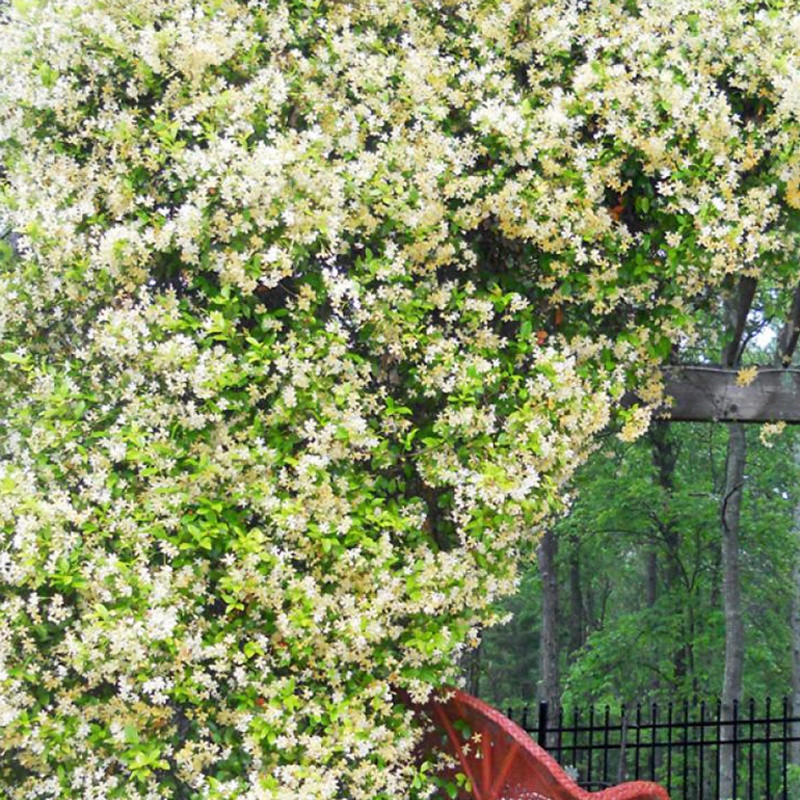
1 1 799 797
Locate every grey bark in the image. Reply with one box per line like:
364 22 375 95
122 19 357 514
778 290 800 775
790 444 800 773
644 549 657 609
650 422 686 687
719 421 746 800
719 280 752 800
777 284 800 366
567 534 584 657
792 548 800 768
537 528 560 714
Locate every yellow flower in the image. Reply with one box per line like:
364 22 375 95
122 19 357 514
735 366 758 387
786 179 800 210
760 421 786 448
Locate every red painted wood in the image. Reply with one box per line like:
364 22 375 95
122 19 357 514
420 689 670 800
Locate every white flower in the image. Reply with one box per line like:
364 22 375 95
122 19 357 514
145 606 179 641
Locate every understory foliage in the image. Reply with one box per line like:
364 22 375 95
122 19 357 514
1 1 800 798
480 423 800 710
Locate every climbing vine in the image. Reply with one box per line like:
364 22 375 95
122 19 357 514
1 1 799 797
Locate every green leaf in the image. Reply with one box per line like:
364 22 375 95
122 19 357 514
123 725 140 745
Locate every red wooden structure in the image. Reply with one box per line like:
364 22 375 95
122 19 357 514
421 689 670 800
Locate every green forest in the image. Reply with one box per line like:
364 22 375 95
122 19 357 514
477 414 800 713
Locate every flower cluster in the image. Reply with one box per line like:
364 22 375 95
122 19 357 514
1 1 799 798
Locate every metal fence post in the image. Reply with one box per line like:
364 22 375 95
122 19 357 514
537 701 549 749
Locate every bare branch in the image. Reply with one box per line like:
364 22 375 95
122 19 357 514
723 276 757 368
778 284 800 365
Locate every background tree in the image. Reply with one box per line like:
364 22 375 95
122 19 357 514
479 420 800 712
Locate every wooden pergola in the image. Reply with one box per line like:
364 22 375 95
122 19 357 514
660 366 800 422
645 279 800 423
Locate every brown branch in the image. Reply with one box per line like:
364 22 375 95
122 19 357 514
723 276 757 368
778 284 800 366
720 481 744 533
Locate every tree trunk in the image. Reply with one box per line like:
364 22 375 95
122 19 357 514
644 548 657 608
464 637 482 698
720 422 746 800
790 444 800 778
537 528 560 715
791 559 800 767
567 533 584 657
649 422 686 688
716 279 753 800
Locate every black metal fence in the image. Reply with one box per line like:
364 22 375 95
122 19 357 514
507 698 800 799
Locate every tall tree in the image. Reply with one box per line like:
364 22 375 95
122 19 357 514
776 287 800 771
649 422 686 686
719 422 746 799
537 528 561 713
719 279 754 800
790 480 800 768
567 533 586 658
481 417 799 714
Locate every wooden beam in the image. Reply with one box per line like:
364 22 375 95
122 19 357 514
655 366 800 423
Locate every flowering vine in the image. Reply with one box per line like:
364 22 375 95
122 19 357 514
1 1 799 798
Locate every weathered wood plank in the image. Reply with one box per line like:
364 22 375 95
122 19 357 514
658 366 800 423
